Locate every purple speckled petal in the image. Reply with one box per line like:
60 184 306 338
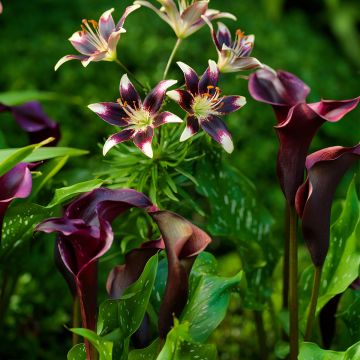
198 60 219 94
153 111 183 127
217 22 232 48
217 96 246 114
119 74 142 107
180 115 199 142
103 128 135 155
143 80 177 114
133 126 154 158
167 89 194 113
177 62 199 95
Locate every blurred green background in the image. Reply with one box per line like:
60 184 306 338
0 0 359 358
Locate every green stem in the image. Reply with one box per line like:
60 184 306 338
163 38 182 80
72 296 81 346
289 205 298 360
254 311 268 360
283 203 290 310
304 266 322 341
114 58 146 90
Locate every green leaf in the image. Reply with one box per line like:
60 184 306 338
0 146 88 164
0 91 58 105
337 289 360 343
181 253 244 342
68 329 113 360
195 153 276 309
46 179 104 208
299 180 360 329
0 203 56 270
157 320 217 360
97 255 158 359
299 341 360 360
128 339 160 360
67 343 86 360
30 156 69 198
0 138 54 176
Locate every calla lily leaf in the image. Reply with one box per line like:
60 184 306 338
299 341 360 360
67 343 86 360
180 252 245 342
0 146 88 166
195 152 276 309
46 179 104 208
128 338 160 360
68 329 113 360
298 180 360 331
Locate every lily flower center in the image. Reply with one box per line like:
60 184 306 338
81 19 109 52
118 99 153 129
192 86 224 119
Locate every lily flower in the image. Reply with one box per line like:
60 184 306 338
203 18 262 73
134 0 236 39
36 188 157 358
151 211 211 337
0 101 60 145
88 74 182 158
167 60 246 153
248 68 360 204
295 144 360 267
55 5 140 70
0 163 33 234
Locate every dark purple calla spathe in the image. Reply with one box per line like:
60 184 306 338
0 163 33 233
295 144 360 267
167 60 246 153
88 75 182 158
248 68 360 204
36 189 157 341
107 211 211 338
151 211 211 337
0 101 60 145
55 5 140 70
204 19 262 73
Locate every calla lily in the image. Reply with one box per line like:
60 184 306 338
295 144 360 267
167 60 246 153
249 68 360 204
36 188 157 357
88 74 182 158
134 0 236 39
150 210 211 337
0 101 60 145
203 19 262 73
55 5 140 70
0 163 33 234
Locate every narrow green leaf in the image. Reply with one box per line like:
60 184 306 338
46 179 104 208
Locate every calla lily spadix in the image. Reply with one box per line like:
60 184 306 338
295 144 360 267
249 68 360 204
55 5 140 70
88 74 182 158
134 0 236 39
167 60 246 153
203 17 262 73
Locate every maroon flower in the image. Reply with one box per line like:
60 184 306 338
295 144 360 266
88 75 182 158
0 101 60 145
249 68 360 204
0 163 33 233
36 188 157 357
150 211 211 337
167 60 246 153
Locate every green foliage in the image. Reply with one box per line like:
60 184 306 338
299 341 360 360
299 180 360 329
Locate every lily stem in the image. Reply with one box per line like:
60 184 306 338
163 38 182 80
72 296 81 346
254 311 268 360
114 58 146 90
283 203 290 310
289 205 298 360
304 266 322 341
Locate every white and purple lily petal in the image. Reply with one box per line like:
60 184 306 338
177 62 199 95
180 115 199 141
89 75 180 157
134 0 236 39
200 115 234 153
198 60 219 94
55 5 139 70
